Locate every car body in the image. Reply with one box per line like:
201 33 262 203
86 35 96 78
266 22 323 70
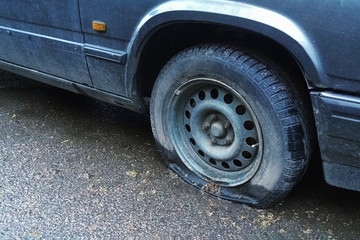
0 0 359 206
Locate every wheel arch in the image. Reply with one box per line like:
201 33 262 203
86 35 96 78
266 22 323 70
126 1 324 109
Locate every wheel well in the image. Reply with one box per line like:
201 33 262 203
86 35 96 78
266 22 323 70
136 22 308 99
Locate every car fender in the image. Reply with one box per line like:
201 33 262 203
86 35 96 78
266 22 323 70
126 0 325 105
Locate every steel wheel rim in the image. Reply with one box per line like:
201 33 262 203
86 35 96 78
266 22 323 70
169 78 263 186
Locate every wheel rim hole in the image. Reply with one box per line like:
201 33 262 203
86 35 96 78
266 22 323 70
236 105 246 115
242 151 252 159
222 162 230 169
190 138 196 146
198 150 205 157
244 120 255 130
246 137 257 146
209 158 216 165
233 159 242 167
210 89 219 99
185 110 191 119
185 124 191 132
198 91 205 100
224 94 233 104
190 98 196 108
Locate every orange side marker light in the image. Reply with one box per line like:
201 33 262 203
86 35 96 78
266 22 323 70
93 21 106 32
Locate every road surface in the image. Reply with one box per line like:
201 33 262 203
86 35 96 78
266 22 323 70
0 71 359 239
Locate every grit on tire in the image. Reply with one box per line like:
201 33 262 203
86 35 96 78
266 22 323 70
150 44 311 208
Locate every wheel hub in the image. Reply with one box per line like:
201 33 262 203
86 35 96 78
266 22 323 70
210 121 226 138
202 114 234 146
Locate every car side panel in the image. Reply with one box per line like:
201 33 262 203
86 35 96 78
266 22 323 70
78 0 163 97
0 0 92 85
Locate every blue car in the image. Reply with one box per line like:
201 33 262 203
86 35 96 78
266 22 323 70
0 0 359 208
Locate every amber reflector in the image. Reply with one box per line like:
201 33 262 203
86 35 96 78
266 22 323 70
92 21 106 32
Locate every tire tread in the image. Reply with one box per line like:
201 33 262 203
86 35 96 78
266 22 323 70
152 43 312 208
202 44 308 207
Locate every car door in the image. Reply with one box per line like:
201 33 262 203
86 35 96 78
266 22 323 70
0 0 92 86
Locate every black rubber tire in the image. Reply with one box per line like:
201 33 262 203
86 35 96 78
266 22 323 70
150 44 312 208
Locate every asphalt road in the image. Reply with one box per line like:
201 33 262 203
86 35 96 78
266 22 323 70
0 71 359 239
